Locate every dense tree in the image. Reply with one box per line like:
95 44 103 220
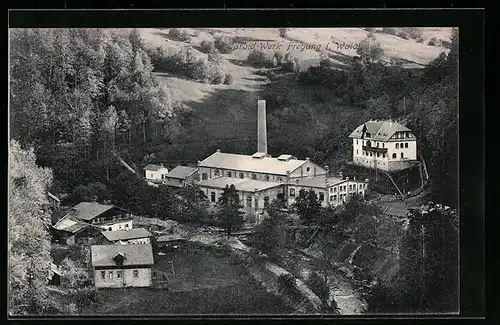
251 199 287 258
356 33 384 66
216 185 244 238
292 189 322 225
9 140 54 315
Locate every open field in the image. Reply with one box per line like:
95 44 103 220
81 243 293 315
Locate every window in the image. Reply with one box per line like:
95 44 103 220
264 197 270 208
333 195 337 201
161 174 165 180
377 153 380 157
202 173 208 180
125 223 129 228
369 152 373 157
108 227 112 231
247 196 252 208
119 224 122 229
401 152 404 159
356 150 358 155
278 177 283 182
319 193 324 201
353 184 356 190
330 196 334 201
210 192 216 202
239 173 244 179
406 132 409 138
254 199 259 210
383 153 386 158
214 169 219 176
392 153 397 159
359 191 363 195
290 188 295 197
382 143 385 148
376 142 379 148
227 171 232 177
133 270 139 278
101 271 106 280
252 174 257 180
400 143 404 148
396 143 399 149
306 167 310 172
117 271 122 279
344 186 347 191
265 175 270 181
109 271 113 280
356 140 358 145
405 143 408 148
349 185 352 190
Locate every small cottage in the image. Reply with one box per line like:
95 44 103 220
144 164 169 182
65 202 134 231
163 165 199 188
91 244 154 288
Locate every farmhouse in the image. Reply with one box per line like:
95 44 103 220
144 164 169 181
91 244 154 288
100 228 153 245
65 202 134 231
349 120 418 171
287 174 370 208
51 214 101 245
163 165 199 188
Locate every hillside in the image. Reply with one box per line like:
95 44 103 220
138 27 452 163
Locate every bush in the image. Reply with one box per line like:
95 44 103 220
319 57 332 68
247 49 273 68
211 67 225 84
282 57 301 73
278 273 297 293
381 27 398 36
200 40 216 53
214 36 233 54
428 37 440 46
168 28 190 42
273 51 284 65
364 27 376 33
208 50 222 64
278 28 289 38
223 73 233 85
406 27 423 39
416 37 424 43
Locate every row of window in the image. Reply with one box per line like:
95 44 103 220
395 142 409 149
209 169 285 182
357 150 405 159
106 223 130 231
100 270 139 280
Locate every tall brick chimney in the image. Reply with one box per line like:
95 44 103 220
257 99 267 154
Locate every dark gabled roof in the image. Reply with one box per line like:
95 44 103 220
67 202 115 221
102 228 152 241
144 164 166 171
165 166 198 179
349 120 412 141
91 244 154 267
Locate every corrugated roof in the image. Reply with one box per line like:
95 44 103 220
144 164 166 171
198 151 307 175
165 166 198 179
68 202 114 221
348 120 412 141
91 244 154 267
102 228 153 241
52 215 89 234
197 177 282 192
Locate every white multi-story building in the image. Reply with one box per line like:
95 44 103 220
349 120 418 171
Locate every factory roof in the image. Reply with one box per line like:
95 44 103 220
165 166 198 179
197 177 282 192
349 120 412 141
143 164 167 171
198 151 308 175
102 228 153 242
91 244 154 267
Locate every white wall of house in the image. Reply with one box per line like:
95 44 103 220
99 220 133 232
287 179 369 208
145 168 169 181
352 136 417 171
94 267 151 288
198 167 286 183
289 160 327 179
126 237 151 245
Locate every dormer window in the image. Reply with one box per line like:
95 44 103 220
113 253 125 266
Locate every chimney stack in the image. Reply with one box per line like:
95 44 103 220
257 99 267 154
